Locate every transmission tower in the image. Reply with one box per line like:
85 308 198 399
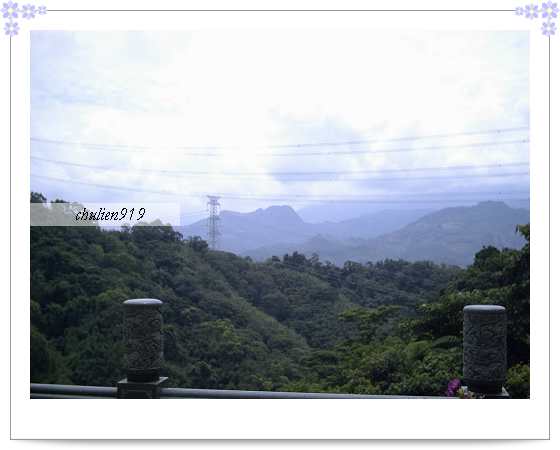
206 195 221 250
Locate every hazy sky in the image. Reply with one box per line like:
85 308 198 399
30 30 529 221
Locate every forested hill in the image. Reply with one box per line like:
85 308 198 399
30 194 530 397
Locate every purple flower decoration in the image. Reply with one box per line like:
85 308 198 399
542 20 557 34
22 3 35 19
4 19 18 35
2 2 46 38
445 378 461 397
525 4 540 18
542 2 559 18
2 1 18 19
516 3 557 38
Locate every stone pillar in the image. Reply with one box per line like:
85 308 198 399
463 305 508 397
117 299 167 398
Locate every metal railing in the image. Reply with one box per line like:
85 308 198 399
30 383 452 399
31 384 117 399
30 300 509 399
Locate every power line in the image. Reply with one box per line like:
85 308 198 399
31 164 529 183
304 172 529 183
31 155 529 178
31 173 529 204
262 139 529 157
32 126 528 149
246 126 529 149
206 189 530 199
30 137 529 157
30 126 529 155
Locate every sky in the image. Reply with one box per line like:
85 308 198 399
30 30 529 223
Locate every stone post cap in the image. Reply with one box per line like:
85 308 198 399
123 298 163 307
463 305 505 314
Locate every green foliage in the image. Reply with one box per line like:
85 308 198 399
407 226 530 367
186 236 209 253
506 364 530 399
30 193 529 397
282 225 529 397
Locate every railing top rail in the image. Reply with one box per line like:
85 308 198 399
30 383 453 399
159 387 451 399
31 383 117 398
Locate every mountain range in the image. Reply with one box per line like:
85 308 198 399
180 201 529 267
179 207 430 255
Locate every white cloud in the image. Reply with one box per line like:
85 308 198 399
31 30 529 216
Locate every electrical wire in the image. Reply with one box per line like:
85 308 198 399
30 126 528 151
31 155 529 178
31 173 529 204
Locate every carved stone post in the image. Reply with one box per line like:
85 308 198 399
117 299 167 398
463 305 508 398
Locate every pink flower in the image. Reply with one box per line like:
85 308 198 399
445 378 461 397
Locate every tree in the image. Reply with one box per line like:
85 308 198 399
187 236 209 253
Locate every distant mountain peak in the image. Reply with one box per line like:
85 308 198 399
252 205 304 223
474 200 511 209
307 234 336 245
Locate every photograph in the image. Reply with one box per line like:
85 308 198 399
28 29 530 401
3 0 556 443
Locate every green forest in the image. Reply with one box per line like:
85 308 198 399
30 193 530 398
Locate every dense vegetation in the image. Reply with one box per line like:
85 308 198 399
30 193 530 397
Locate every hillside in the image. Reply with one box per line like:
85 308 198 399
311 208 432 239
30 194 461 392
363 201 529 265
30 193 529 397
246 202 529 266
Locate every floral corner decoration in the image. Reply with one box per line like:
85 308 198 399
516 2 558 36
2 2 557 37
2 1 47 37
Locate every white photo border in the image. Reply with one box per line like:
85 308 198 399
5 0 552 440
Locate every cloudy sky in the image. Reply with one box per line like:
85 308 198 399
30 30 529 223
